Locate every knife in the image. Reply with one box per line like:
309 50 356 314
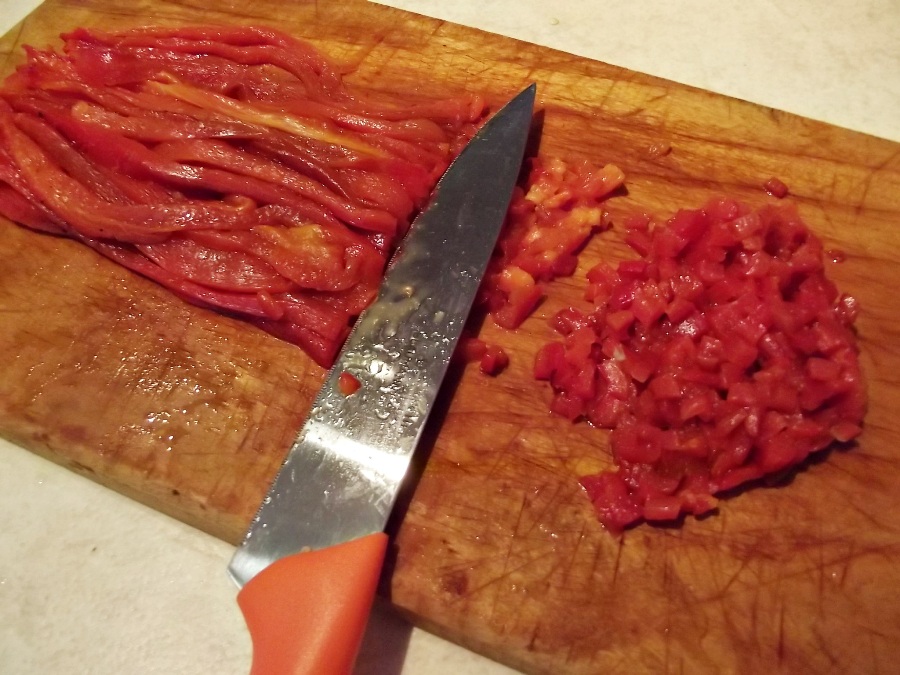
227 83 536 675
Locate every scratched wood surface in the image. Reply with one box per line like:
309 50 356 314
2 1 900 673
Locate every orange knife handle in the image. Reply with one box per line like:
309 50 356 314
237 532 388 675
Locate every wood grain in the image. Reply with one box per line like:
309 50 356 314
2 1 900 673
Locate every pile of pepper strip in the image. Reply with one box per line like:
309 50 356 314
0 25 485 366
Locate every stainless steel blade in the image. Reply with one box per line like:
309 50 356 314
228 84 536 587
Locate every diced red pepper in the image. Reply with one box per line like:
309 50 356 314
536 199 866 531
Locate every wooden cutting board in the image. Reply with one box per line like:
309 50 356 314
2 1 900 673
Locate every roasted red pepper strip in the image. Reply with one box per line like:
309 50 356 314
0 113 258 242
64 26 346 99
153 138 398 234
13 111 178 205
137 235 295 293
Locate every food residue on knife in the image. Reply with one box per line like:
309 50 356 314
337 371 362 396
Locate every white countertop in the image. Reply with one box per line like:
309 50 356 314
1 1 897 673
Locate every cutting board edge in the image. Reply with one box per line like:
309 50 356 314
0 419 247 544
1 2 899 674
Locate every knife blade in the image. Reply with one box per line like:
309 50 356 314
228 82 535 675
